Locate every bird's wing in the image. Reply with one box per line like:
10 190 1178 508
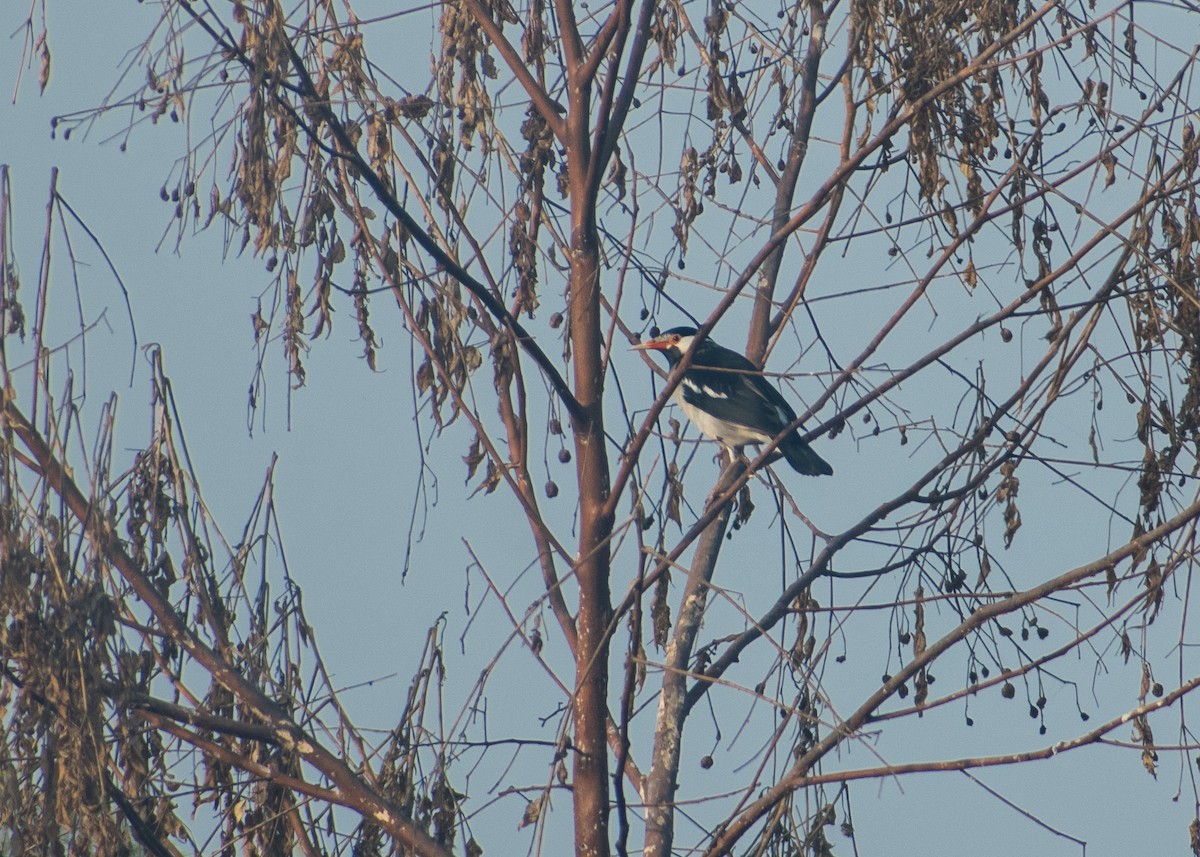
681 350 798 435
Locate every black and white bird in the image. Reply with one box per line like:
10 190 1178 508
633 326 832 476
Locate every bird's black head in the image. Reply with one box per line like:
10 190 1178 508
631 326 702 365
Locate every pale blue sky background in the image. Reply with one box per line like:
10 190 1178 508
3 2 1197 855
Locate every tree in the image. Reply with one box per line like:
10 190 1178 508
4 0 1200 855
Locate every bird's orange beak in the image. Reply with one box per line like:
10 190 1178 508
631 338 668 352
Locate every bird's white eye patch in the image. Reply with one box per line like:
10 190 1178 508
682 377 728 399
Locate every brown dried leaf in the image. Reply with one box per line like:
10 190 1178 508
976 553 991 588
416 360 435 396
1134 714 1157 778
518 796 543 829
464 433 486 482
467 460 502 497
1101 150 1118 188
666 462 682 526
38 35 51 94
396 94 435 119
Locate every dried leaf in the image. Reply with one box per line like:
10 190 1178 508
464 433 486 481
38 36 51 94
976 553 991 588
1101 150 1118 188
518 796 543 829
396 94 435 119
416 360 435 396
1133 714 1157 778
666 462 682 527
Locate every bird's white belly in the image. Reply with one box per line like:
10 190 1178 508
675 389 771 447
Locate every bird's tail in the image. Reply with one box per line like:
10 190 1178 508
780 434 833 476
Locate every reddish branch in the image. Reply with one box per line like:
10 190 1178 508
565 198 616 857
454 0 667 852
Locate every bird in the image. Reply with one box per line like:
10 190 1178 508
632 325 832 476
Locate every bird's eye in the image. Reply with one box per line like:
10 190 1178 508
671 335 681 344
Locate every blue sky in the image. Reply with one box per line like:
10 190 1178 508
3 2 1198 855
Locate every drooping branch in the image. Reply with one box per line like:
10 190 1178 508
175 1 583 421
458 0 567 140
2 399 457 857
